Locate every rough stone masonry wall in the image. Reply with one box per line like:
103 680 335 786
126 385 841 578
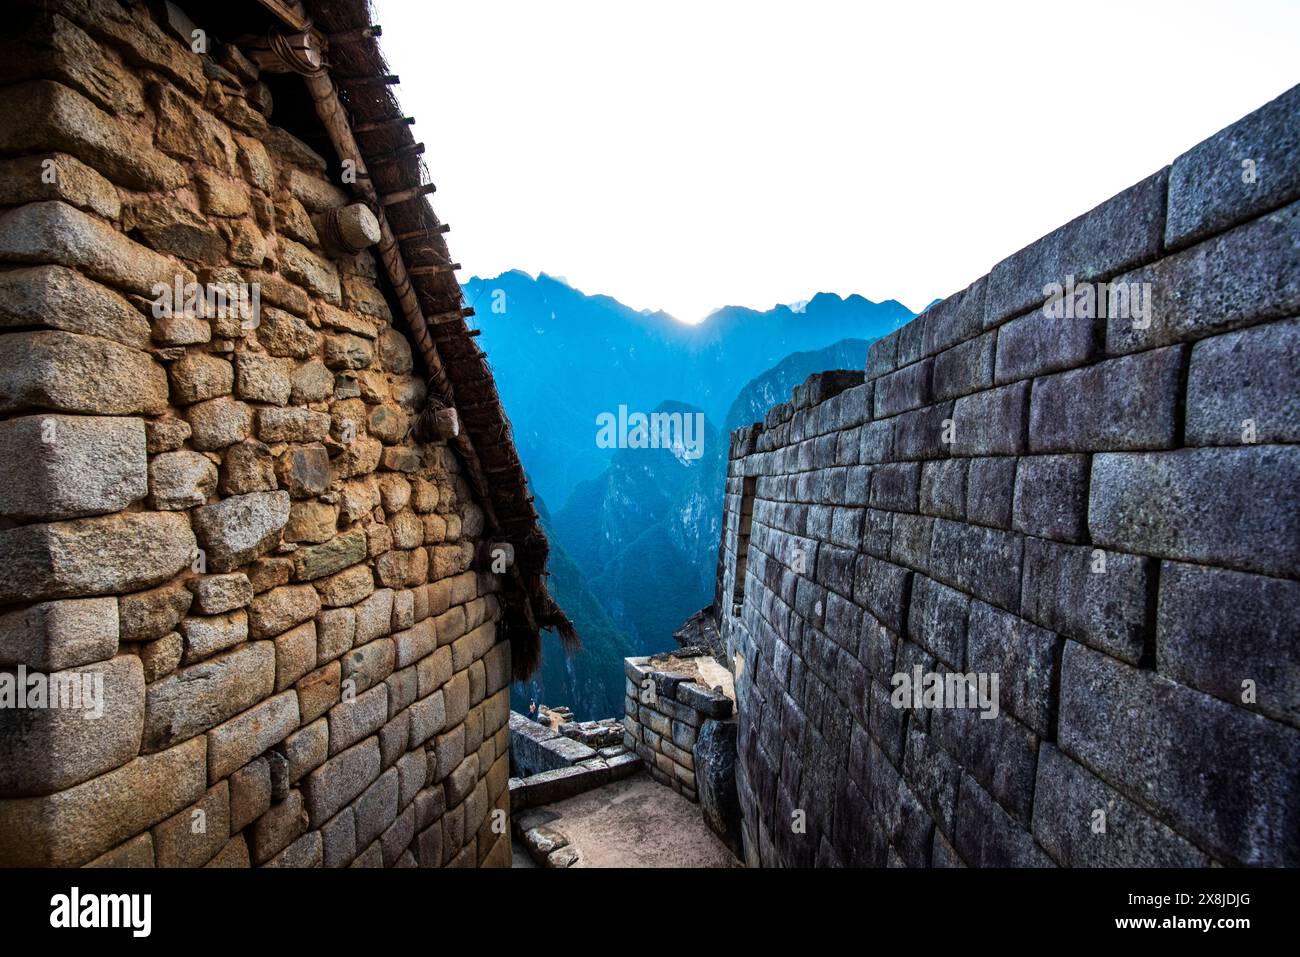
714 85 1299 868
0 0 511 867
623 656 734 802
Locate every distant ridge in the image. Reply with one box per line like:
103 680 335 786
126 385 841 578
725 338 871 434
463 271 913 509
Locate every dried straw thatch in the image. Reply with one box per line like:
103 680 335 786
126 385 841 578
297 0 577 678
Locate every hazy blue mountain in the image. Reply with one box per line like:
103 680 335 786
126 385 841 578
543 343 881 672
724 338 871 434
510 345 885 718
463 272 912 509
553 400 726 654
477 273 907 718
511 496 638 722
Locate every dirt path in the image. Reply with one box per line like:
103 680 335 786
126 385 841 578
514 771 740 868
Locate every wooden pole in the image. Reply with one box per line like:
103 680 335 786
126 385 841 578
408 263 460 277
353 116 415 135
427 308 473 325
329 25 381 44
381 183 436 207
394 224 450 241
367 143 426 166
253 0 308 31
336 73 400 88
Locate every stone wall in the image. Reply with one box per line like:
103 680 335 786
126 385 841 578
508 710 627 778
0 0 512 867
623 654 734 802
507 711 640 810
711 85 1300 867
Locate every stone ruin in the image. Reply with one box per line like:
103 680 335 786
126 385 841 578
692 84 1299 868
1 0 1296 873
0 0 569 868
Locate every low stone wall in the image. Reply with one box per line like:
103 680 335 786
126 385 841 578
508 711 625 776
507 711 640 810
556 717 625 751
623 654 734 802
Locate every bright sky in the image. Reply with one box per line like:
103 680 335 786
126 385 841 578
374 0 1300 323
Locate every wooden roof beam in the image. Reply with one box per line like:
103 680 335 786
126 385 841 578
394 224 451 241
253 0 309 31
336 73 400 88
408 263 460 277
353 116 415 135
427 308 474 325
367 142 425 166
381 183 436 207
329 25 382 44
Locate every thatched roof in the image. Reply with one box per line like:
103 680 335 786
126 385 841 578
268 0 575 677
